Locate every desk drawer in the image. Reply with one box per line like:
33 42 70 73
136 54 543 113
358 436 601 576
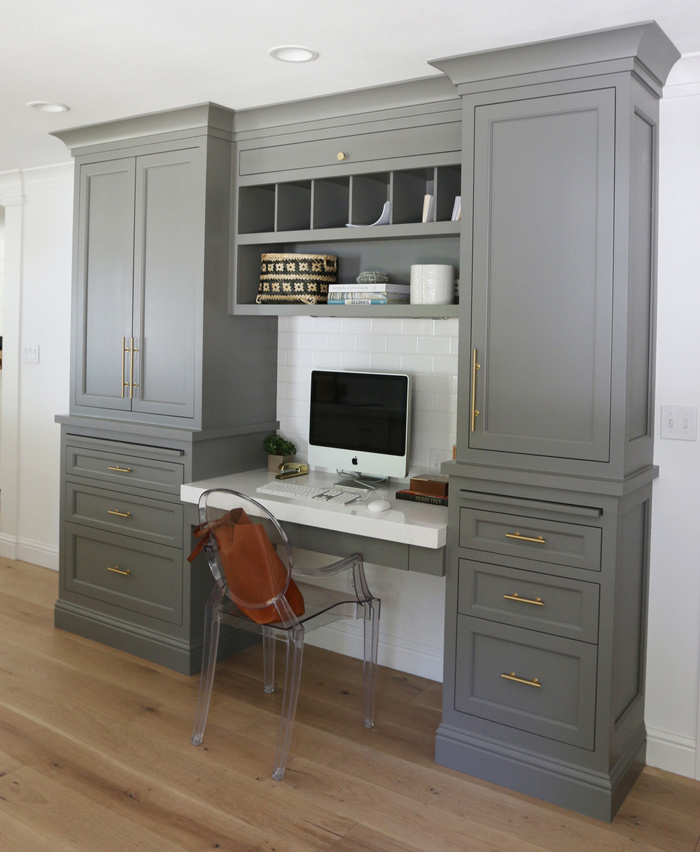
458 559 599 643
65 482 183 547
64 524 183 625
459 508 601 572
239 122 461 176
455 616 597 749
65 444 184 495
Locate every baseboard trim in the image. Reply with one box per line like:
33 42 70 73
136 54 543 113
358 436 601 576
0 534 59 570
646 724 697 778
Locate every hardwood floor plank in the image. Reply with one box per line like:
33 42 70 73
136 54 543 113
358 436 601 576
1 558 699 852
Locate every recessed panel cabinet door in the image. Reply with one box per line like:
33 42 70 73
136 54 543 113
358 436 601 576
75 160 135 410
469 89 615 461
131 149 202 418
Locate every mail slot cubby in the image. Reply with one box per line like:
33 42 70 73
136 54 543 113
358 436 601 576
237 184 275 234
349 172 390 226
392 166 461 224
312 177 350 229
277 181 312 231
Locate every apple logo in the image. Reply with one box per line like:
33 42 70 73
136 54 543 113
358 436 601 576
351 456 359 466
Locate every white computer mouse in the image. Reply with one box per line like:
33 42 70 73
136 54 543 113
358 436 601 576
368 499 392 513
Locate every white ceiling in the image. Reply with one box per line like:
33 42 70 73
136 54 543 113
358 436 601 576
1 0 699 174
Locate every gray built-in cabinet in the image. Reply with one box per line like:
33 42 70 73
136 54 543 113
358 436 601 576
432 23 679 820
51 22 677 819
53 105 278 674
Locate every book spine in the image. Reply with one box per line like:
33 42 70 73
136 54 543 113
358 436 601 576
327 298 409 305
395 490 448 506
328 283 410 293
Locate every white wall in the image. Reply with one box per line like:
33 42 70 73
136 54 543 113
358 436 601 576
1 64 700 779
0 164 73 569
645 60 700 779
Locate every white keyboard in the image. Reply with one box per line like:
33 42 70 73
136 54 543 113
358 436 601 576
256 481 360 504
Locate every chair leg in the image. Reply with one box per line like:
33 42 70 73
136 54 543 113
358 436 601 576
271 624 304 780
191 598 222 747
362 600 380 729
262 626 276 694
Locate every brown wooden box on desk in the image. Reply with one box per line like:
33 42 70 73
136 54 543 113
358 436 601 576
409 475 449 498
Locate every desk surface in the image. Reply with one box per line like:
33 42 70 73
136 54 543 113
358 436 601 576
180 468 447 549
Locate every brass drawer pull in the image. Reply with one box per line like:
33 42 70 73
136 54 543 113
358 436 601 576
501 672 541 688
470 349 481 432
503 592 544 606
107 465 132 473
107 566 131 577
505 532 546 545
107 509 131 518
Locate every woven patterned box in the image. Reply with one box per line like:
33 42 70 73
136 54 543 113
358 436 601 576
256 253 337 305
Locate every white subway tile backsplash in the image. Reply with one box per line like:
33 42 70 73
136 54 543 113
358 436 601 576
276 315 459 473
370 353 402 371
386 335 418 354
417 335 451 356
312 350 343 369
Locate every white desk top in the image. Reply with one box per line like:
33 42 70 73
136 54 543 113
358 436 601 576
180 468 447 549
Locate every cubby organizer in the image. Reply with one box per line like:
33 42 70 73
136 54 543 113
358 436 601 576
232 165 462 317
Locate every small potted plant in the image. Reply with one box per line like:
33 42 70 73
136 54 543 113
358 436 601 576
263 433 297 472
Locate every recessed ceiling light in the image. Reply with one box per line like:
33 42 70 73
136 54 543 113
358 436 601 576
269 45 318 63
27 101 69 113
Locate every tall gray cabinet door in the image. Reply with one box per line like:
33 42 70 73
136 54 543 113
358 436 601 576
469 89 615 462
74 159 135 411
131 148 202 419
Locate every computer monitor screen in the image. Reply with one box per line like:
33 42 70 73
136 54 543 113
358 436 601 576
308 370 411 487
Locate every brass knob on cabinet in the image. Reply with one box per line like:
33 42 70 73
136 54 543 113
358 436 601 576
337 152 346 161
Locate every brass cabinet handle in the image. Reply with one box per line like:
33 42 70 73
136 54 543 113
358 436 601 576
107 509 131 518
505 532 546 545
121 337 128 398
501 672 541 688
470 349 481 432
107 465 132 473
107 566 131 577
337 152 346 161
503 592 544 606
129 336 139 399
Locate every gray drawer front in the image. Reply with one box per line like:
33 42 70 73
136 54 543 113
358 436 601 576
65 482 183 547
459 508 601 572
64 524 183 625
455 616 597 750
65 445 184 495
458 559 599 643
239 123 461 176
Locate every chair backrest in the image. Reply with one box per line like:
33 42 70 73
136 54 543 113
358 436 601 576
197 489 295 612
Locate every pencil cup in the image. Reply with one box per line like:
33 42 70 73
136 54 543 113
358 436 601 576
410 265 455 305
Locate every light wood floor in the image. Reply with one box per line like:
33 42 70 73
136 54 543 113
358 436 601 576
1 558 699 852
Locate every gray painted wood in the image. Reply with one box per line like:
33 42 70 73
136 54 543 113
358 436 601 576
455 615 597 749
74 159 135 411
132 147 201 419
469 88 615 462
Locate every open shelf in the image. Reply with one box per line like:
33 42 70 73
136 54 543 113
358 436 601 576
231 162 462 315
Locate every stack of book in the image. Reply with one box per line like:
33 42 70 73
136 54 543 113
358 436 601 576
327 282 410 305
395 474 449 506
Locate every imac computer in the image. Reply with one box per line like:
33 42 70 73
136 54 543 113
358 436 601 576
307 370 411 492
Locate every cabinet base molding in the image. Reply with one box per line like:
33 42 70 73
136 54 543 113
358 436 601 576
54 599 257 676
435 722 645 822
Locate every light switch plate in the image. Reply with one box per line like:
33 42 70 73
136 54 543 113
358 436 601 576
660 405 698 441
22 344 40 364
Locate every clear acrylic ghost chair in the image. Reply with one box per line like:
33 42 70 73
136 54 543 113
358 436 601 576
190 488 380 780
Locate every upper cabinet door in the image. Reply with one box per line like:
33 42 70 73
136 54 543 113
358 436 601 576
469 89 615 462
131 148 203 419
74 159 136 411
